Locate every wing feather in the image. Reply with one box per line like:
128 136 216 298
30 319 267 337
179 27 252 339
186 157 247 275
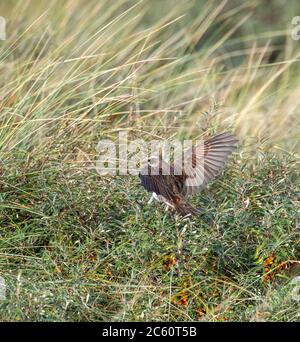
139 171 177 202
182 132 238 196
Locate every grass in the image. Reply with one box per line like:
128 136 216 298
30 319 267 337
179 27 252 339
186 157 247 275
0 0 299 321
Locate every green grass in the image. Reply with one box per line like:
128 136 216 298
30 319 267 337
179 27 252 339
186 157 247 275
0 0 300 321
0 152 299 321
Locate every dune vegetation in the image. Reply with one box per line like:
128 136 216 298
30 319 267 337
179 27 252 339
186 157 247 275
0 0 299 321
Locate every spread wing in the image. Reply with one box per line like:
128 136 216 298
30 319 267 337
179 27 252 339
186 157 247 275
181 132 238 196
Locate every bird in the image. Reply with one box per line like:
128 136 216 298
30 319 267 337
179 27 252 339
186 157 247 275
138 132 238 217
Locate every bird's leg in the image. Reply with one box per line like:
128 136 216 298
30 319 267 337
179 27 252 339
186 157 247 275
164 201 174 212
148 193 155 205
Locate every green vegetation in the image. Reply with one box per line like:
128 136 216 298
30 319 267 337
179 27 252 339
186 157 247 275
0 0 299 321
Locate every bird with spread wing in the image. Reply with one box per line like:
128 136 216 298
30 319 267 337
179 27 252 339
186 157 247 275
139 132 238 217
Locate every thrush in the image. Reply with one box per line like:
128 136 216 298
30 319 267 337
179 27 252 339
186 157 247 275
139 132 238 217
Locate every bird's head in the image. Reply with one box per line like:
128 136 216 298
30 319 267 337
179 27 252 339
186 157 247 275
147 155 160 167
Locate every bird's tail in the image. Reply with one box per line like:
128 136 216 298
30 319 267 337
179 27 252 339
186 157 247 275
174 200 201 217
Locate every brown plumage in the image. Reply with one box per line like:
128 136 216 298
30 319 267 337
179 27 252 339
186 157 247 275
139 132 238 217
